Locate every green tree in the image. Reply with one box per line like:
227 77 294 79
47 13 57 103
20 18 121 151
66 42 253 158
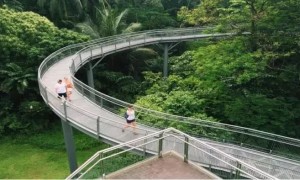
96 0 128 36
178 0 221 26
162 0 200 16
0 7 89 67
74 0 130 38
0 7 89 135
36 0 85 27
136 37 300 138
0 63 35 95
0 0 23 10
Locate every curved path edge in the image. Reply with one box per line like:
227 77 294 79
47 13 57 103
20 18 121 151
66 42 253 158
38 27 300 179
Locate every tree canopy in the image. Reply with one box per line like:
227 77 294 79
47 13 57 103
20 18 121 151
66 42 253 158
139 0 300 137
0 7 89 135
1 0 300 139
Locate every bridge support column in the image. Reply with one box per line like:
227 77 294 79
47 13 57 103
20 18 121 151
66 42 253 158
61 119 78 173
87 62 95 89
163 44 169 78
161 42 180 78
87 62 96 101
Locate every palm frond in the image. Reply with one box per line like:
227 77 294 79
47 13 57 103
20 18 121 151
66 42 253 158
114 8 128 30
37 0 47 10
73 0 83 15
123 23 142 33
75 21 100 39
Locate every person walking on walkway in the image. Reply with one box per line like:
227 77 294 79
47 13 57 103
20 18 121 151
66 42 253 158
55 79 67 105
122 105 137 135
64 77 73 101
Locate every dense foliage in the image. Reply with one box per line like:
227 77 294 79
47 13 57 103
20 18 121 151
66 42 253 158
0 1 299 178
1 0 300 139
0 7 89 135
151 0 300 137
2 0 180 37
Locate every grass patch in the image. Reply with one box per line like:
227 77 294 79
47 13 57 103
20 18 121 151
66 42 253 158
0 123 109 179
0 142 68 178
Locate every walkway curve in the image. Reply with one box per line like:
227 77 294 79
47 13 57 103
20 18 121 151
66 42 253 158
38 27 300 179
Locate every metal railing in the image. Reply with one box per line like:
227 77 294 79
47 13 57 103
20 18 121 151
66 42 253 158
66 128 278 179
38 81 300 179
67 28 300 159
38 27 300 179
71 74 300 157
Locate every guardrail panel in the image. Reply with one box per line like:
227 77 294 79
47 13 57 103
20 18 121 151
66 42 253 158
38 27 300 179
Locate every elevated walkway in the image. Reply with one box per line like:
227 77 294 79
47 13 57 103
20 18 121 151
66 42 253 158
38 27 300 179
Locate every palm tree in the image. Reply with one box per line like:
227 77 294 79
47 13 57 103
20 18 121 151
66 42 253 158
96 0 128 36
74 0 130 38
0 0 23 10
37 0 84 26
0 63 36 94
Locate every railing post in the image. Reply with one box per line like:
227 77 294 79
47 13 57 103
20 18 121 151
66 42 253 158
209 149 212 168
45 63 48 72
268 140 275 154
81 85 84 96
129 37 131 47
70 60 74 74
99 152 104 178
158 132 163 158
90 48 92 59
91 47 93 60
100 97 103 108
97 116 100 137
235 162 241 179
230 169 234 179
143 131 148 157
73 59 76 73
184 136 189 163
79 53 82 65
44 86 49 104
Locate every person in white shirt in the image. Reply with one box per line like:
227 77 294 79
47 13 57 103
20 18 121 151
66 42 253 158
55 79 67 104
122 105 137 135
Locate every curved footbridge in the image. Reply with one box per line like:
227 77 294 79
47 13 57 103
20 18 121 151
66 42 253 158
38 28 300 179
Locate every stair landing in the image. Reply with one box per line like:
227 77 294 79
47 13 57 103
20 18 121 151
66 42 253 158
105 151 221 179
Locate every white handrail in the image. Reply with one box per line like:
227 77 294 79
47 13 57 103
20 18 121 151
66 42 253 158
66 128 278 179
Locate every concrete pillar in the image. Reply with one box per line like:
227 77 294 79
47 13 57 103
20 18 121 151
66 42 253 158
87 62 96 101
87 62 94 88
61 119 78 173
163 44 168 78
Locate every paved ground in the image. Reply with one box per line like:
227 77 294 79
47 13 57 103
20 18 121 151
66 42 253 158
105 152 220 179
